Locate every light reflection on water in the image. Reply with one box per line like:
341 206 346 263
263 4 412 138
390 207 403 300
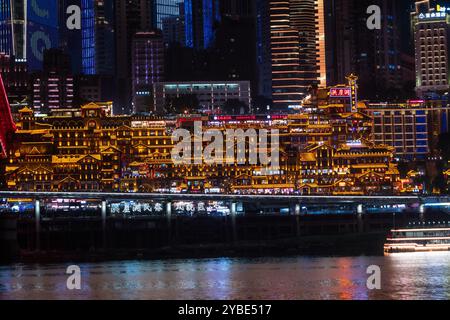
1 252 450 300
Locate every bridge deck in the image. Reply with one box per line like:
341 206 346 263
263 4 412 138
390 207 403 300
0 191 427 205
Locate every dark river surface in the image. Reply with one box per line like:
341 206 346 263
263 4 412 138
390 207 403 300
1 252 450 300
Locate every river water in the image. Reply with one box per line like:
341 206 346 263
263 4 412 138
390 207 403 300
1 252 450 300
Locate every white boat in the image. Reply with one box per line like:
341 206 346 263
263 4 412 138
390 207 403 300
384 227 450 253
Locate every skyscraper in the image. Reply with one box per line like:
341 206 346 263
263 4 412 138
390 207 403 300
60 0 83 74
32 49 74 112
132 31 165 114
114 0 153 114
219 0 254 17
81 0 115 75
0 0 27 61
184 0 221 49
0 0 59 71
162 2 186 45
412 1 450 97
0 53 28 105
256 0 326 110
325 0 414 99
151 0 185 30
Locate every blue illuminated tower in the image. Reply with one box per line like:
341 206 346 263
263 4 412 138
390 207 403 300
0 0 15 58
151 0 185 30
81 0 115 75
184 0 220 49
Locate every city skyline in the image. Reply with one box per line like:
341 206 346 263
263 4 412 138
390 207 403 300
3 0 450 305
0 0 449 198
1 0 444 114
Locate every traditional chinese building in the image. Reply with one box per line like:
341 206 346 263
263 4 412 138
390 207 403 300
3 97 400 195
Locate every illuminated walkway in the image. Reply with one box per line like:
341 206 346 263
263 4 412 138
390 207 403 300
0 191 425 205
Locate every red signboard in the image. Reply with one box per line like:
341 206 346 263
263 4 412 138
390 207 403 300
330 87 352 98
235 115 256 121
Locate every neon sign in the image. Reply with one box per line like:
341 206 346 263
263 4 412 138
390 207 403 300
330 87 352 98
418 12 447 20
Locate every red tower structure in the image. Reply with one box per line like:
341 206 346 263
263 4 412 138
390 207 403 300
0 74 17 158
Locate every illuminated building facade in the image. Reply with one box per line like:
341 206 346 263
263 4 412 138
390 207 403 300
368 103 430 160
153 81 251 113
4 95 399 195
0 53 28 105
151 0 185 30
132 31 165 114
256 0 326 109
183 0 221 49
0 0 59 71
114 0 154 114
162 3 186 46
0 0 27 62
368 100 450 159
413 1 450 97
32 49 74 113
81 0 115 75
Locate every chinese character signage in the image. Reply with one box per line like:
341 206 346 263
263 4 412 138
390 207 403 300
329 87 352 98
418 12 447 20
110 201 165 215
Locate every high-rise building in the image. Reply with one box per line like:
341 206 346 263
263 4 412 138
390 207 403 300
74 74 115 106
0 0 59 71
81 0 115 75
412 1 450 97
32 49 74 113
162 2 186 45
60 0 83 74
183 0 221 49
325 0 414 99
256 0 326 110
0 0 27 61
151 0 185 30
219 0 254 17
153 81 251 113
114 0 153 114
209 15 257 94
132 31 165 114
0 53 28 105
256 0 271 100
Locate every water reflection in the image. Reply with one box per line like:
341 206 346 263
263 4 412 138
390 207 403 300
1 253 450 300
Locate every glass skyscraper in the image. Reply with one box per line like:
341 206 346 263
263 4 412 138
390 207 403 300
81 0 115 75
183 0 220 49
82 0 96 75
0 0 59 71
256 0 326 109
152 0 184 30
0 0 26 60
